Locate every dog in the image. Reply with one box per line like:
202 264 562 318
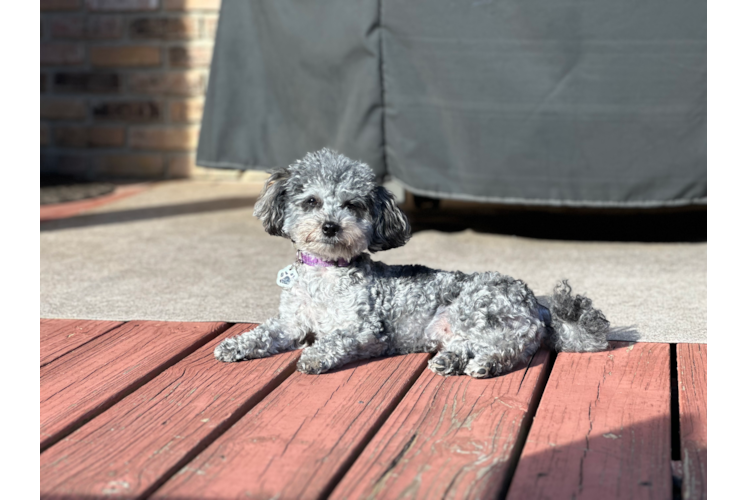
215 149 609 377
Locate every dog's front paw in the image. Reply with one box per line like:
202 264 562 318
428 351 463 376
297 354 331 375
465 358 494 379
214 338 242 363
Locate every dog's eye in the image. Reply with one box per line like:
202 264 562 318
342 200 364 213
305 197 319 208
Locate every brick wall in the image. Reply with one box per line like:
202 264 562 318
41 0 224 180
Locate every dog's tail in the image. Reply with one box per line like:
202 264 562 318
541 280 609 352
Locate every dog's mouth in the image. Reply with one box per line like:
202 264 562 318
300 230 345 251
292 219 369 261
306 232 341 246
299 234 365 262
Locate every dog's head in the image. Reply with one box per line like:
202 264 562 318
253 148 410 261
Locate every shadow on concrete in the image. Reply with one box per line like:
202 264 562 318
41 189 706 243
404 204 706 243
40 197 258 232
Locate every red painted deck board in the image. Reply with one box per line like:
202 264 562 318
153 353 431 500
40 319 124 366
40 321 228 450
331 348 552 500
41 324 301 500
39 317 692 498
678 344 706 500
507 342 672 500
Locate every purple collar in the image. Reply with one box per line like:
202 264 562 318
297 251 351 268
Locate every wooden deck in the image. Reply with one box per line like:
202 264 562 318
40 320 706 500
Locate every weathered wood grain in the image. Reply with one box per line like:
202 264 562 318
40 319 124 366
330 348 552 500
41 324 300 500
507 342 672 500
40 321 228 450
678 344 706 500
153 353 431 500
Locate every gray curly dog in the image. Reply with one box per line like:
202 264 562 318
215 149 610 377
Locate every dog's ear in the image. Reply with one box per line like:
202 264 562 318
368 185 411 252
253 168 290 236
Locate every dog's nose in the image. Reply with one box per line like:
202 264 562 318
322 222 340 237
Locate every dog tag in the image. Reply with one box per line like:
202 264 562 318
276 265 298 289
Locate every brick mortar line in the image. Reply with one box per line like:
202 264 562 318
41 68 212 74
41 151 201 179
41 53 214 72
42 145 197 155
42 1 166 12
43 99 205 143
40 153 201 177
45 95 204 108
45 96 206 103
131 72 208 98
40 40 215 51
41 13 219 17
45 144 198 153
43 69 209 96
39 13 211 20
41 13 218 43
41 43 215 71
42 40 216 47
125 125 199 149
47 100 205 122
164 97 204 125
42 146 198 156
42 3 221 14
122 123 199 129
41 33 219 45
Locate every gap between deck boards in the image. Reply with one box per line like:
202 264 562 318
670 343 684 500
498 350 557 499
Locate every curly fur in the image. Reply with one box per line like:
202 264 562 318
215 149 610 377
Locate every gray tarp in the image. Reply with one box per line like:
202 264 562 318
198 0 706 207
